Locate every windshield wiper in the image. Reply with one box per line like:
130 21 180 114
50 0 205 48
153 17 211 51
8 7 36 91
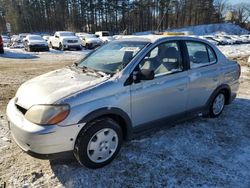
82 66 108 78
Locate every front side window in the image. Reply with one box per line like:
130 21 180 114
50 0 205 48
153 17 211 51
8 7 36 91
139 42 183 77
186 41 217 69
77 40 149 74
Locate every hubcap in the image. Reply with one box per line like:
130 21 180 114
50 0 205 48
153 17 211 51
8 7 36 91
87 128 118 163
212 93 225 115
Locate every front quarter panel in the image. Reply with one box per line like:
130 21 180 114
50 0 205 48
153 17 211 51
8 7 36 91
57 77 131 126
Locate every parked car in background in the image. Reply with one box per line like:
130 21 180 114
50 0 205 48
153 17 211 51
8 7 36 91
199 35 219 46
19 33 31 42
79 34 103 49
48 31 82 51
42 34 51 41
240 35 250 43
0 35 4 53
7 35 240 169
217 35 235 45
1 35 11 47
10 35 24 48
23 35 49 52
223 35 241 44
95 31 114 42
231 35 248 44
76 32 89 37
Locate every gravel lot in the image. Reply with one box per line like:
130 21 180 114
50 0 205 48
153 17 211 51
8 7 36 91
0 47 250 187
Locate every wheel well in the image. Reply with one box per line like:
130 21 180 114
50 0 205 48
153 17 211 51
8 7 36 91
97 114 128 140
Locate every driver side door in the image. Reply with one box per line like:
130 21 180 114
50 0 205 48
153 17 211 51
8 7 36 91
130 41 189 127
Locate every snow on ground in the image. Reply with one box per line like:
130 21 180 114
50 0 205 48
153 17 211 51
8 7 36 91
168 23 250 35
0 48 91 62
218 44 250 59
0 44 250 187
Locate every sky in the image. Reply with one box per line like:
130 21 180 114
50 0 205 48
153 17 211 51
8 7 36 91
227 0 249 4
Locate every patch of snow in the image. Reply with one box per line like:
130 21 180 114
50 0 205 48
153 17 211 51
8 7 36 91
218 44 250 58
134 23 249 36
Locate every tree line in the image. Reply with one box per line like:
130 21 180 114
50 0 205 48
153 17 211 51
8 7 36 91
0 0 249 34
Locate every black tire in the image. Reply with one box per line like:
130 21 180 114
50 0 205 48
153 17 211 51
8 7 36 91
48 42 53 49
27 46 32 52
59 43 64 51
0 48 4 54
85 43 90 49
209 91 225 118
76 46 82 51
74 118 123 169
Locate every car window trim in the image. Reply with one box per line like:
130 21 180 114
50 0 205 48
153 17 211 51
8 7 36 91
140 40 185 77
184 40 218 70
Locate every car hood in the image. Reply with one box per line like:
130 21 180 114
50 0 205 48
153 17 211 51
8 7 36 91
15 67 109 109
100 36 114 41
29 40 47 45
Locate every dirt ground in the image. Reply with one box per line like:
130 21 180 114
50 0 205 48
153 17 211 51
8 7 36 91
0 49 250 187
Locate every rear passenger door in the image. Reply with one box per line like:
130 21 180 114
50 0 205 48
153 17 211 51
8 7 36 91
185 41 220 110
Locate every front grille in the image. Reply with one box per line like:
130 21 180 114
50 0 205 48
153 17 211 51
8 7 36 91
67 40 78 43
15 104 27 115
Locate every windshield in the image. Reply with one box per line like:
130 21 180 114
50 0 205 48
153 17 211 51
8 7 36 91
60 32 75 36
77 40 149 74
102 32 110 36
86 35 97 39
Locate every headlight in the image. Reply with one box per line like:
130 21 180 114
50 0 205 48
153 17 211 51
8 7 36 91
25 104 70 125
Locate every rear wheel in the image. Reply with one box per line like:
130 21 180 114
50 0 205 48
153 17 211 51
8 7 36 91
209 92 225 117
74 118 122 168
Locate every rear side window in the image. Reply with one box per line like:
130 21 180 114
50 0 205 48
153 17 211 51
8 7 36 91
207 46 216 62
186 41 217 69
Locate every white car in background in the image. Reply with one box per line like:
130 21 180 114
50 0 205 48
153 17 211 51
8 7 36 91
240 35 250 43
1 35 11 47
19 33 31 42
223 35 241 44
42 34 51 41
231 35 247 44
79 34 103 49
199 36 219 46
214 35 232 45
48 31 82 51
10 35 24 48
95 31 114 43
23 35 49 52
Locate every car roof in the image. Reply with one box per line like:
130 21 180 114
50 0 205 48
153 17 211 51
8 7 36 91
57 31 74 34
27 34 42 37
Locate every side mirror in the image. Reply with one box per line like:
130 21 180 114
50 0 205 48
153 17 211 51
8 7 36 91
55 35 59 38
133 69 154 82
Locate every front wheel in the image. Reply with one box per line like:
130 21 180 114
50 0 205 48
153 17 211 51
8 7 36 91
59 43 64 51
74 118 123 168
209 92 225 117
